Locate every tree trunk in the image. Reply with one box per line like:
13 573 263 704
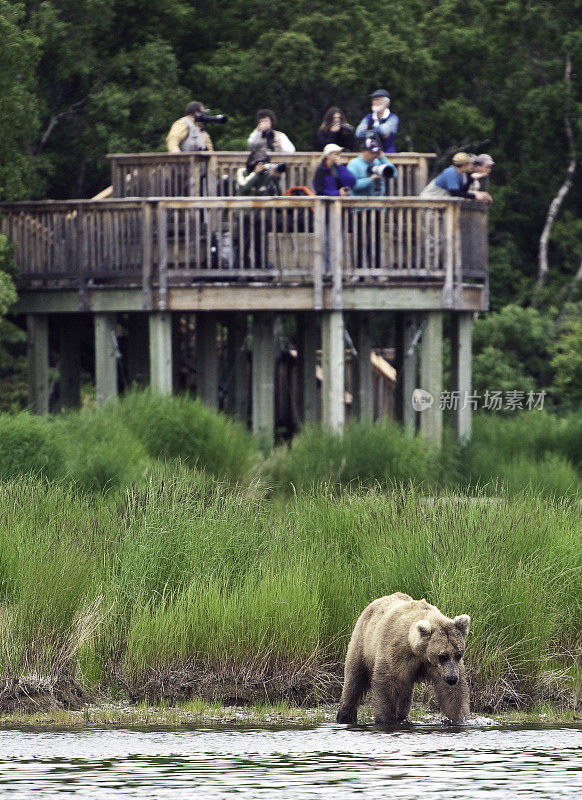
537 55 576 290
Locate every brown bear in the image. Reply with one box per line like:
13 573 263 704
337 592 471 724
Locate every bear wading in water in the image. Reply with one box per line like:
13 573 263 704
337 592 471 724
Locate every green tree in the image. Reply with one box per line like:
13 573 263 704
550 302 582 409
0 1 41 199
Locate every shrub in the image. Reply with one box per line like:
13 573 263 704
0 412 64 481
118 389 260 484
53 405 150 494
263 421 438 494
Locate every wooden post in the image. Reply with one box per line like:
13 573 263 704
251 313 275 442
59 315 81 409
321 310 345 431
149 311 173 394
451 312 474 442
394 312 417 430
419 311 443 445
196 312 219 408
296 312 318 425
27 314 49 414
352 314 373 423
94 313 118 405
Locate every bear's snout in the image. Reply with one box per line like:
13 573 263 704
445 675 459 686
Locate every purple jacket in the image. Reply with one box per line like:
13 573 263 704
313 160 356 196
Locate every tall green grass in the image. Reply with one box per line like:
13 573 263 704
0 470 579 710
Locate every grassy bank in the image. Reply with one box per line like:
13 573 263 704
0 470 580 715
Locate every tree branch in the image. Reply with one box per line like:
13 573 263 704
34 99 87 155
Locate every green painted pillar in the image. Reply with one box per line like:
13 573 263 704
196 312 219 408
321 310 345 432
149 312 173 395
94 313 118 405
27 314 49 414
251 313 275 442
419 311 443 445
451 312 474 442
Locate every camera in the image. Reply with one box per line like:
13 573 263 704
367 163 396 179
264 162 287 174
196 112 229 125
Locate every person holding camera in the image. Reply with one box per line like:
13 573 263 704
236 148 284 270
355 89 399 153
247 109 296 154
347 138 398 197
166 101 217 152
315 107 355 152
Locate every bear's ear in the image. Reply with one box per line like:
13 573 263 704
409 619 432 652
454 614 471 636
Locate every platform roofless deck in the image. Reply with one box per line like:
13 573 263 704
0 152 487 442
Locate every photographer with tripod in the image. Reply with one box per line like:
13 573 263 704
347 138 397 197
166 101 228 153
347 139 398 273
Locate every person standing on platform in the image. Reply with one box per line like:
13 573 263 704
355 89 399 153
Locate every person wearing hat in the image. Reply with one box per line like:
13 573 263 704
468 154 495 201
420 152 490 201
166 101 214 152
355 89 399 153
313 143 356 196
347 137 398 197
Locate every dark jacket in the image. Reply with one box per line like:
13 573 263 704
314 124 355 152
313 159 356 196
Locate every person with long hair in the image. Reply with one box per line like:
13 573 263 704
315 106 355 151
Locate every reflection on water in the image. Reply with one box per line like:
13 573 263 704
0 723 580 799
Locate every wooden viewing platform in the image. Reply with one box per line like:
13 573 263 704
0 152 488 443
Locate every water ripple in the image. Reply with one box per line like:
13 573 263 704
0 723 579 798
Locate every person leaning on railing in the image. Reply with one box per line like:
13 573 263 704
166 101 214 152
420 152 491 203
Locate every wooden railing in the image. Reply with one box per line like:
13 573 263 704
108 151 433 198
0 196 487 308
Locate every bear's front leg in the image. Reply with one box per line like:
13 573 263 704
431 663 470 724
370 669 413 723
337 661 370 723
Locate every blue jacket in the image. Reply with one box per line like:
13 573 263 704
347 155 398 197
355 112 399 153
313 160 356 196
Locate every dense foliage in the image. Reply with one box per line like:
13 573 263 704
0 0 580 305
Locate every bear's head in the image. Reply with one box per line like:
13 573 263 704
408 614 470 686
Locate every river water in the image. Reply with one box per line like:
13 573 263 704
0 721 580 798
